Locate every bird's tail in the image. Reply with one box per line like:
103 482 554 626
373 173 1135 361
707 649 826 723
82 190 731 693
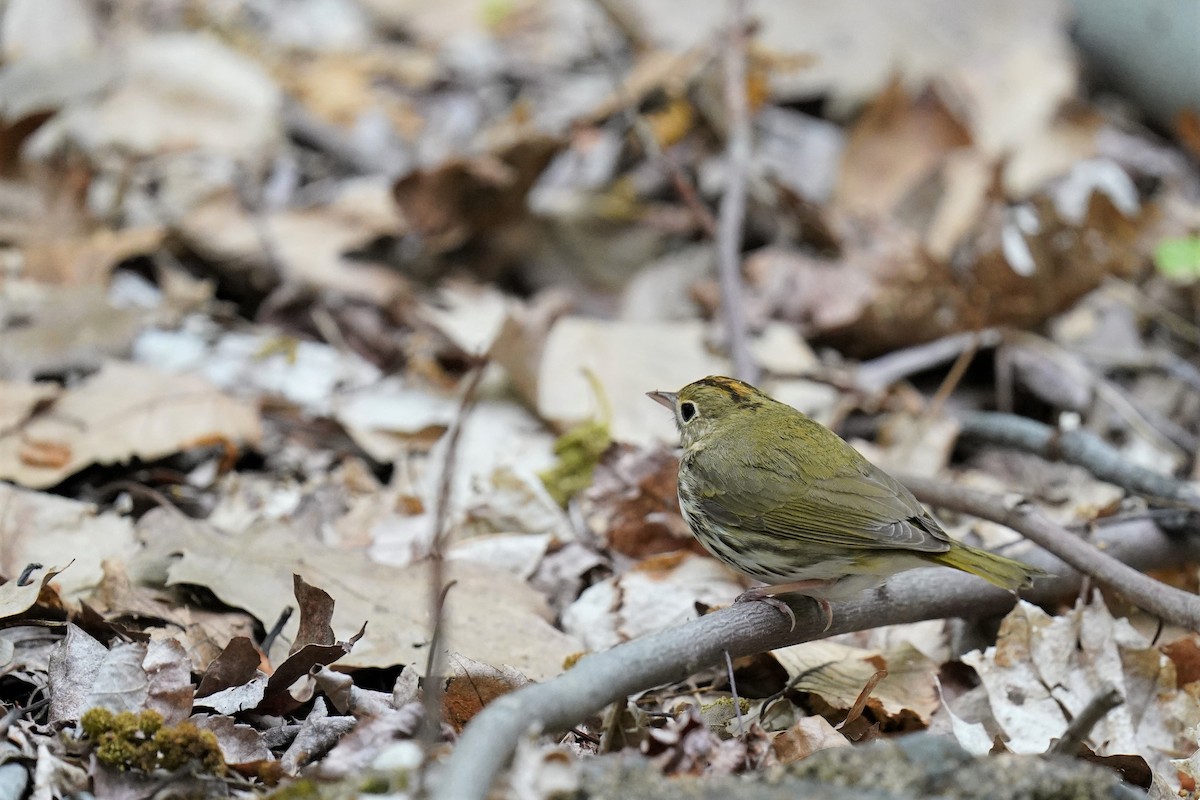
933 543 1047 591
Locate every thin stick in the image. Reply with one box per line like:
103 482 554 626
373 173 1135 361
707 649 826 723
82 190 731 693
260 606 294 655
417 366 486 794
924 333 981 419
1047 683 1123 756
715 0 758 384
432 514 1200 800
722 649 745 738
855 329 1003 396
955 410 1200 510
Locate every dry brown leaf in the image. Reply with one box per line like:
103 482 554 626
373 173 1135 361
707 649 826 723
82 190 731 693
192 714 273 767
1163 636 1200 688
21 226 165 285
833 81 972 219
196 637 263 699
292 574 337 653
0 563 69 622
144 638 193 725
0 361 261 489
137 511 579 680
771 639 940 724
579 444 695 559
392 134 561 253
772 715 851 765
87 560 260 673
176 180 409 301
0 380 59 430
744 180 1147 357
442 653 529 733
31 32 281 162
48 624 145 723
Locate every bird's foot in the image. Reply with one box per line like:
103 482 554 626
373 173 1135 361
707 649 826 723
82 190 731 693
734 588 797 631
734 586 835 632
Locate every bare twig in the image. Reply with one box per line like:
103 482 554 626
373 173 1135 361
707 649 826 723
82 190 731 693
418 366 486 793
715 0 758 384
925 332 983 418
1047 683 1123 757
855 329 1003 396
1094 379 1198 455
722 649 744 738
904 476 1200 631
260 607 294 654
432 515 1200 800
955 410 1200 510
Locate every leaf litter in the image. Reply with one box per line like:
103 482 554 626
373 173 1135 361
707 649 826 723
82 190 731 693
2 0 1200 796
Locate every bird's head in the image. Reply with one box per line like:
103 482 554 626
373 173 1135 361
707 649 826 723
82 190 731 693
647 375 769 449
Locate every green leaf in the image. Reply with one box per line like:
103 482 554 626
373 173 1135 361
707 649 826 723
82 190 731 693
1154 236 1200 283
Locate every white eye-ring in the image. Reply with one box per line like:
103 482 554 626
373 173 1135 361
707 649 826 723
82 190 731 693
680 401 698 423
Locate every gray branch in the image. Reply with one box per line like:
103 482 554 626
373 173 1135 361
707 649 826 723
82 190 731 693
956 410 1200 509
905 476 1200 631
432 517 1200 800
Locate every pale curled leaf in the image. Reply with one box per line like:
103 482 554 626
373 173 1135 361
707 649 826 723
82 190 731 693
771 639 940 723
961 596 1200 789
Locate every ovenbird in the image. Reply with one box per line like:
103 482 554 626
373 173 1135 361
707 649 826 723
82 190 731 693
648 376 1044 629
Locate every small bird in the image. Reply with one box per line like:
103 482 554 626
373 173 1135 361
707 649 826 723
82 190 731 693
648 375 1044 629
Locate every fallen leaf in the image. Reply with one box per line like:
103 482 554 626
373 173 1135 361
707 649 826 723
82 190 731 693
961 596 1200 789
136 511 580 680
833 81 971 219
772 715 851 764
292 574 337 653
579 444 695 559
21 225 165 285
771 639 940 724
0 282 143 380
144 638 193 725
392 133 561 253
0 483 136 600
442 653 529 732
192 714 272 766
562 553 743 652
196 637 263 699
536 317 730 445
0 361 261 489
0 380 59 430
32 32 281 161
0 564 68 623
176 179 408 301
280 698 356 775
48 624 145 723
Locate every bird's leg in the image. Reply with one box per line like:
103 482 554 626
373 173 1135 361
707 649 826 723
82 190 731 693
735 580 837 632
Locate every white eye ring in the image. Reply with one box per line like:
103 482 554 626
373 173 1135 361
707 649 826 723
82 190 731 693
680 401 698 422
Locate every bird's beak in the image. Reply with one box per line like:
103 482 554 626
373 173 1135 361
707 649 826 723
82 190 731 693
646 390 677 411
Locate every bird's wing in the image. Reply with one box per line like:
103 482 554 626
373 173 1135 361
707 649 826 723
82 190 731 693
690 452 951 553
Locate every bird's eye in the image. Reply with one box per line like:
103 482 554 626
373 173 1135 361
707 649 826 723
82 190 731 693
680 401 698 422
